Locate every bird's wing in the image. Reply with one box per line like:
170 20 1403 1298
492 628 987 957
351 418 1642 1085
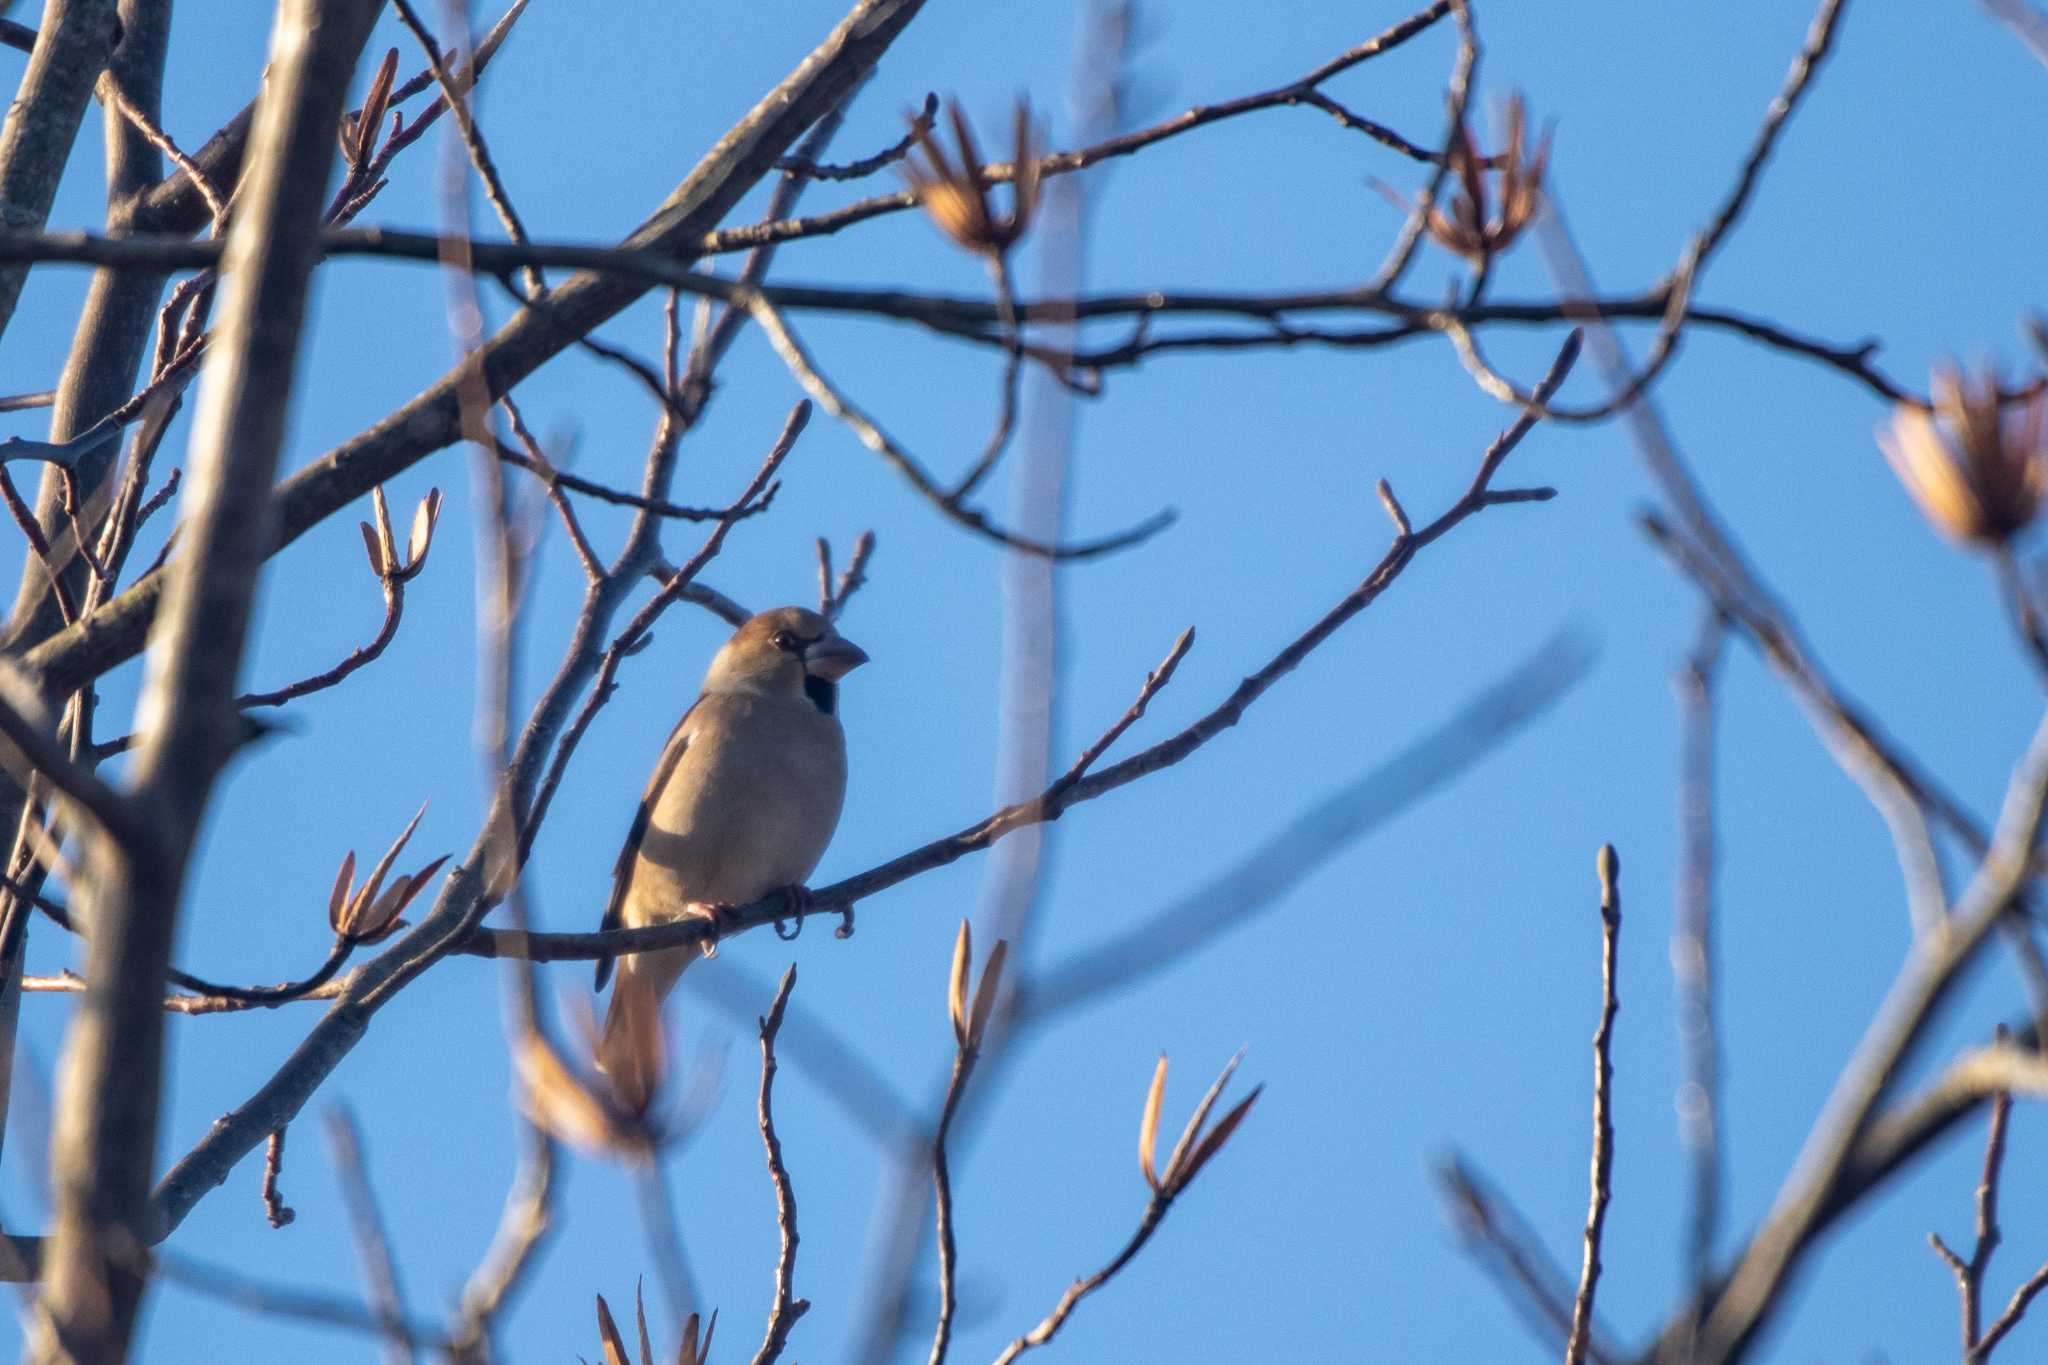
594 702 697 990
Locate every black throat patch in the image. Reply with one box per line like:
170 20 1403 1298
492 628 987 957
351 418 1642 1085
803 674 838 715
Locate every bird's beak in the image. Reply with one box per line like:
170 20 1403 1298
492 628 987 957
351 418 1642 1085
804 633 869 680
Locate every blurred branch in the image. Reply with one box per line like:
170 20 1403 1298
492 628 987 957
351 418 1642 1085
324 1106 414 1365
1438 1155 1621 1365
0 669 141 846
1674 611 1727 1305
0 0 122 345
1674 705 2048 1364
685 962 918 1145
1992 548 2048 686
447 1120 556 1362
155 1250 453 1353
1982 0 2048 68
1017 630 1592 1018
32 8 385 1357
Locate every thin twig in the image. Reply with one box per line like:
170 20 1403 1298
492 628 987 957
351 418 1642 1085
520 404 803 859
701 0 1458 256
104 83 227 232
1567 846 1621 1365
743 289 1173 561
500 395 601 582
494 438 754 520
1019 633 1591 1020
1367 0 1477 293
467 334 1582 969
751 966 808 1365
773 92 937 180
389 0 540 296
0 227 1932 410
1438 1155 1620 1364
820 530 875 621
22 970 351 1015
261 1128 293 1229
991 1198 1168 1365
235 578 405 710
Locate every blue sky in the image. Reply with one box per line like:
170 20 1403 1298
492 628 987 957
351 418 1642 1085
5 1 2048 1361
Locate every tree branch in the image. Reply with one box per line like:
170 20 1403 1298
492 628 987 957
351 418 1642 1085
34 4 383 1357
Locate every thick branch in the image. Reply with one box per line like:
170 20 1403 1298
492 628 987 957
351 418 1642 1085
136 0 934 1262
33 4 382 1359
0 0 121 345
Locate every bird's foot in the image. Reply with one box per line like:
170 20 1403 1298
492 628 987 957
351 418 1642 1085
770 884 813 941
690 900 740 958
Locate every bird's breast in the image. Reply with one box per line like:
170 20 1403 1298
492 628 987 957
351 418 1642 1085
625 695 847 920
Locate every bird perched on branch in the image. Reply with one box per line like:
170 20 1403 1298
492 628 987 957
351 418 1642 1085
595 606 867 1052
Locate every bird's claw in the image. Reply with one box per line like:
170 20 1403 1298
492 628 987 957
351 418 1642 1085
771 884 812 941
696 900 744 958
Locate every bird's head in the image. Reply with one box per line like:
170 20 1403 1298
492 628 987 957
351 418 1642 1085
702 606 869 715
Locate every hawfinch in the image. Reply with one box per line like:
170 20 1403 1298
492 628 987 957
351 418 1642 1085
595 606 867 1046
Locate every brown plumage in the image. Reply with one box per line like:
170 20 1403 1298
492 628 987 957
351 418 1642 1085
596 607 867 1050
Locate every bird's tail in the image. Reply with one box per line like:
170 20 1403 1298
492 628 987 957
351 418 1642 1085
597 948 688 1079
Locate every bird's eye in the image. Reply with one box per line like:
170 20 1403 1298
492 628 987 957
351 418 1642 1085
773 631 800 653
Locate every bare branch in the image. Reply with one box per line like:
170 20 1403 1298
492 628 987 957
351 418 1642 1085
35 4 384 1356
703 0 1458 256
260 1128 293 1230
742 288 1173 560
1019 631 1591 1020
751 967 808 1365
774 92 937 181
324 1106 414 1365
1681 704 2048 1363
19 0 936 701
0 0 122 345
1438 1155 1621 1365
1566 845 1621 1365
467 334 1581 970
447 1121 555 1361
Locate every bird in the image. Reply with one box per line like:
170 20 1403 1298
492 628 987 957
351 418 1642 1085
595 606 868 1053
